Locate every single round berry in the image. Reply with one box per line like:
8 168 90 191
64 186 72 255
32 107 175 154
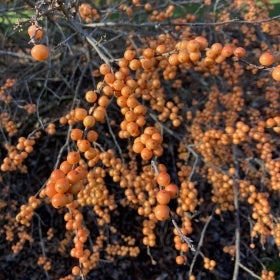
154 204 170 221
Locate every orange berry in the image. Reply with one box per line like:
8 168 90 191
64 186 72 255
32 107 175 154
31 44 49 61
93 106 106 122
50 169 65 182
178 51 190 63
187 40 200 52
143 48 155 59
259 52 275 67
210 43 223 55
144 126 158 135
140 133 150 144
156 171 171 187
28 25 44 39
203 57 215 67
176 255 186 265
78 3 92 17
126 122 140 136
124 49 136 61
45 183 57 198
69 181 83 195
83 115 95 128
59 161 73 174
271 65 280 81
77 139 91 152
67 151 80 165
118 58 129 67
117 96 128 107
156 190 171 205
121 85 132 97
127 96 139 108
145 138 159 150
156 44 166 54
132 141 144 153
144 3 152 11
158 163 167 172
113 79 125 91
70 128 83 141
165 183 179 199
221 44 234 57
141 58 154 70
102 85 113 96
153 146 164 157
72 265 80 276
136 115 146 127
125 110 137 122
140 147 153 161
151 132 163 144
154 204 170 221
65 192 74 204
194 36 208 50
205 49 218 59
74 108 87 121
67 170 81 184
99 63 111 75
129 59 141 70
266 118 276 128
86 130 98 142
215 55 226 64
51 193 68 208
25 145 33 153
74 166 87 179
85 90 98 103
189 51 201 63
168 53 179 65
104 72 115 84
114 70 126 80
233 47 246 58
98 95 110 107
134 104 147 115
55 177 70 193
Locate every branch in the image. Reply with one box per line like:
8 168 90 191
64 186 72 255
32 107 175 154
105 114 125 164
232 145 241 280
171 217 196 252
56 0 112 65
188 213 213 277
0 50 30 59
84 15 280 29
239 263 262 280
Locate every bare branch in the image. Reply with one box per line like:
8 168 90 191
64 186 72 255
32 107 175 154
188 214 213 277
84 15 280 29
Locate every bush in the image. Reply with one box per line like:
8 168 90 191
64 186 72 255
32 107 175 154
1 0 280 279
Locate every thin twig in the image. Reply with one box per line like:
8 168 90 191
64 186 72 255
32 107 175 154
239 263 262 280
232 145 241 280
171 218 196 252
56 1 112 65
84 15 280 29
151 158 159 174
188 214 213 277
147 246 157 265
86 36 111 65
37 216 50 280
105 114 125 164
0 50 30 59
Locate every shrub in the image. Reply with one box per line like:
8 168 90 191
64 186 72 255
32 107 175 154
1 0 280 279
